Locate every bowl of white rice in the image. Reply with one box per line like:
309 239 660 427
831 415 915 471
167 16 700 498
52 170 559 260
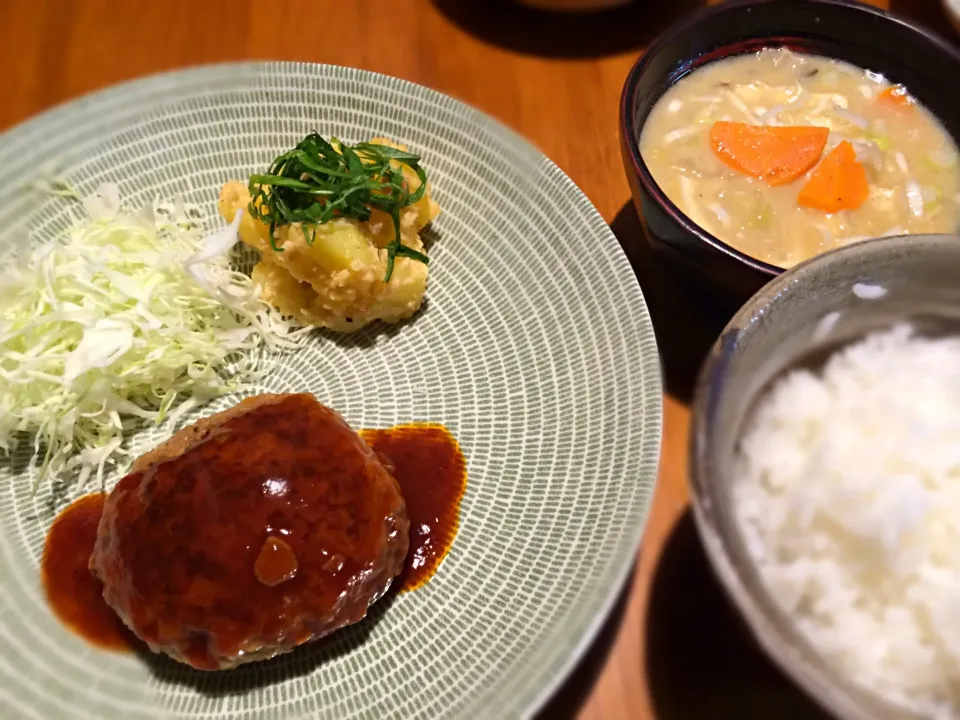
690 233 960 720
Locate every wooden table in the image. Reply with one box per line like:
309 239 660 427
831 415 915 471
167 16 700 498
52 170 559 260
8 1 956 717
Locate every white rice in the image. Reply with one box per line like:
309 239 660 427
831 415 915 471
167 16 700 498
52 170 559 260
734 324 960 719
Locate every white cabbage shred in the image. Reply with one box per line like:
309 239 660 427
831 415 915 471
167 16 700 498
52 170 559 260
0 184 305 489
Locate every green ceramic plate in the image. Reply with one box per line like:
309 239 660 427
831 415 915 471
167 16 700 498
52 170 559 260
0 62 662 720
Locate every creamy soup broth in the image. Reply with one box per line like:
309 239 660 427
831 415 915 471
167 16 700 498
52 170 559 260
640 48 960 268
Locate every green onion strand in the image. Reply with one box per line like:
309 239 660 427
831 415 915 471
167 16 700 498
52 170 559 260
247 133 430 282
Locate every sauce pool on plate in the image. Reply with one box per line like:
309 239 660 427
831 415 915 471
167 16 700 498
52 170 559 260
360 424 467 593
41 492 140 652
42 423 466 650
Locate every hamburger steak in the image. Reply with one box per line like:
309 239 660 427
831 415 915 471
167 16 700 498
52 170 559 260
89 393 410 670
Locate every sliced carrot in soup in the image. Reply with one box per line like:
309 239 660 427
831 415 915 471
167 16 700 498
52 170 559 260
709 122 830 186
877 84 914 109
797 141 869 214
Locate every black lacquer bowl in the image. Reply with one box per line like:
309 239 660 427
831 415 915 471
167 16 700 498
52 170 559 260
619 0 960 316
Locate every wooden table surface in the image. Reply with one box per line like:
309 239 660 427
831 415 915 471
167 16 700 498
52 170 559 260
8 0 957 717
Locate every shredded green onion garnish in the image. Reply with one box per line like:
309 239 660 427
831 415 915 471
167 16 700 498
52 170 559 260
247 133 430 283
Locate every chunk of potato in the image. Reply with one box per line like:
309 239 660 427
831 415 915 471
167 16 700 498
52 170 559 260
217 152 436 334
251 251 428 333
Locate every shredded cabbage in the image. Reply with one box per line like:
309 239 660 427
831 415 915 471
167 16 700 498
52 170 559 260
0 184 305 489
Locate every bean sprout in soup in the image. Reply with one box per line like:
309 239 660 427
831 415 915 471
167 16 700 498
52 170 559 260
640 48 960 268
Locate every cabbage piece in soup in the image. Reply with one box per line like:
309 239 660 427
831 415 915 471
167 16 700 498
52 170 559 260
640 48 960 268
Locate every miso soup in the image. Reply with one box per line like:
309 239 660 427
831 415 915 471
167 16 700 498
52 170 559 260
640 48 960 268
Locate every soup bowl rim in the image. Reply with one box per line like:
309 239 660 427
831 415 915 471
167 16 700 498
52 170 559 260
619 0 960 278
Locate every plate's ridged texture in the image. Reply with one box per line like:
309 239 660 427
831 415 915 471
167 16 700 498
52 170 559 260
0 63 661 720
